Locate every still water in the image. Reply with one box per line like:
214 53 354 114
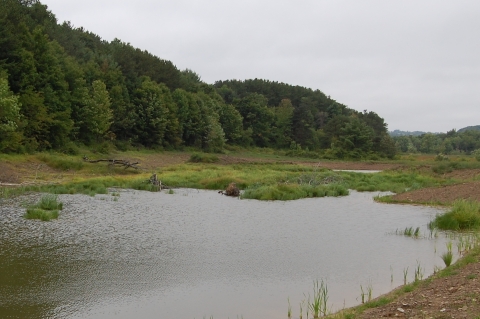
0 189 450 319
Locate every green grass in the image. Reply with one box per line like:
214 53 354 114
1 161 447 202
188 153 219 163
36 153 85 170
24 194 63 221
431 199 480 230
308 280 329 318
37 194 63 210
441 242 454 267
24 208 59 221
0 150 463 203
241 184 348 201
397 226 421 237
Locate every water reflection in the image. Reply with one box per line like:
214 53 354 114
0 190 450 318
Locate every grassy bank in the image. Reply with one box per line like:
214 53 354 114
0 150 455 201
0 161 449 201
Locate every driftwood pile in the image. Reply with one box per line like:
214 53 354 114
83 156 139 169
219 182 240 197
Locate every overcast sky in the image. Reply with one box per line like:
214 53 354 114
41 0 480 132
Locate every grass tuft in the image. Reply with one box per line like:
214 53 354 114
25 208 59 221
24 194 63 221
431 199 480 231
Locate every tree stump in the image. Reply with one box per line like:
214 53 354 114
221 182 240 197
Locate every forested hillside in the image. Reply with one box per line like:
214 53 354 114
458 125 480 133
0 0 396 159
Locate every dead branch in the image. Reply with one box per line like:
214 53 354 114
83 156 140 169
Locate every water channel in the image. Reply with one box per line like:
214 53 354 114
0 189 452 318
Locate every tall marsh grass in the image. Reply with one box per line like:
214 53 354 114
307 280 329 318
431 199 480 230
241 184 348 201
441 242 454 267
24 194 63 221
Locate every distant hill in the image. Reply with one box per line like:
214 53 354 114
458 125 480 133
389 130 428 137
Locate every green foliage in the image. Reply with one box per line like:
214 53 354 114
234 93 274 147
435 153 449 161
24 194 62 221
24 207 59 221
441 251 453 267
431 199 480 230
307 280 329 318
37 194 63 210
0 1 397 158
0 77 21 133
188 153 219 163
0 76 22 152
47 180 109 196
473 149 480 161
393 130 480 155
36 153 85 170
80 80 113 142
241 183 348 201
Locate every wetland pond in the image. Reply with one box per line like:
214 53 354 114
0 189 453 318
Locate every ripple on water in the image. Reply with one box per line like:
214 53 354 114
0 189 450 319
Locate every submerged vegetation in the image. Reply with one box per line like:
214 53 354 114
24 194 63 221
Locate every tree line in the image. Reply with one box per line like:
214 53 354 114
393 129 480 155
0 0 396 159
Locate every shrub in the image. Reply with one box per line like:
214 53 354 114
473 149 480 162
435 153 449 161
188 153 219 163
92 141 115 154
60 142 80 155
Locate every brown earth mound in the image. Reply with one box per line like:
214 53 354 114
392 181 480 205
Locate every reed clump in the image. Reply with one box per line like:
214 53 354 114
24 194 63 221
431 199 480 231
307 280 329 318
441 242 454 267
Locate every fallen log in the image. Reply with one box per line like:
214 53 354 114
83 156 140 169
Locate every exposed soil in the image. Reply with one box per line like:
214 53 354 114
0 162 19 184
392 181 480 205
354 255 480 319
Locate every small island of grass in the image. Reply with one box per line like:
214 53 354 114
24 194 63 221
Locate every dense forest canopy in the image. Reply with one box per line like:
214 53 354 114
6 0 465 159
392 129 480 155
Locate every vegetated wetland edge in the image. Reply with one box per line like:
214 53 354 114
1 150 480 318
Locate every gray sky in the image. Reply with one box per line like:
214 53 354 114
41 0 480 132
